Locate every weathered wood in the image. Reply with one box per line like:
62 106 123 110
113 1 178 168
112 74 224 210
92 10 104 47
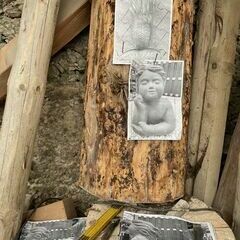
79 0 193 203
233 117 240 238
86 199 235 240
0 0 59 239
186 0 216 196
213 114 240 225
0 0 90 99
180 198 235 239
193 0 240 206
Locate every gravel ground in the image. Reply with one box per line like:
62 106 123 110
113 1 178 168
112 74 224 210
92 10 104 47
0 0 239 212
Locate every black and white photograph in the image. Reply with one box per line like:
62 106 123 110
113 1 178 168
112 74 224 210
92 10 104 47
119 211 216 240
127 60 184 141
113 0 173 64
19 218 86 240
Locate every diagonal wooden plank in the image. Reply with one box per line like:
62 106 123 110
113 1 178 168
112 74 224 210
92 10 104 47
0 0 60 238
0 0 91 99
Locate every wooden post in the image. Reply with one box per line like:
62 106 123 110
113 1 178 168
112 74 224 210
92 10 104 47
0 0 59 239
79 0 194 203
192 0 240 205
186 0 216 196
213 114 240 225
0 0 91 99
233 137 240 237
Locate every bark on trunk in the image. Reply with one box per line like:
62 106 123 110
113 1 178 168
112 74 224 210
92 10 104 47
0 0 59 239
79 0 193 203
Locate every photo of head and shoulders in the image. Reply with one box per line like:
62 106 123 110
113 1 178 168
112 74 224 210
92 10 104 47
120 211 216 240
127 60 184 141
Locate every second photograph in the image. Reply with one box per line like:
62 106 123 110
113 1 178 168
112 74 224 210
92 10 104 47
128 60 184 141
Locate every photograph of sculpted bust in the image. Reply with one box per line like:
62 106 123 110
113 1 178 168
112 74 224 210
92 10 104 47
128 61 184 141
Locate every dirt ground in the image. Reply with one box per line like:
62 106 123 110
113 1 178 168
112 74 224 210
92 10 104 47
0 0 239 212
0 0 97 211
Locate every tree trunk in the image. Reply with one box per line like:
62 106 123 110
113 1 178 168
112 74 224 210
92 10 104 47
192 0 240 206
0 0 90 99
0 0 59 239
79 0 193 203
213 114 240 225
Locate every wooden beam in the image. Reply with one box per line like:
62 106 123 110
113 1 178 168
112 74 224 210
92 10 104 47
0 0 60 239
0 0 91 99
232 115 240 237
186 0 216 196
79 0 194 203
213 114 240 225
193 0 240 206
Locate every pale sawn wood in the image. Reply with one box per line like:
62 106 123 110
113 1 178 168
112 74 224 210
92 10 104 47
232 116 240 238
0 0 90 99
186 0 216 196
213 114 240 225
0 0 60 239
193 0 240 206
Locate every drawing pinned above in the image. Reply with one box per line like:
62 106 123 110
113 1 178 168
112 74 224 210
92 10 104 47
128 60 184 141
113 0 173 64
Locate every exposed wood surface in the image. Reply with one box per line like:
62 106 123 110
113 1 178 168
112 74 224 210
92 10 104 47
0 0 91 99
213 114 240 225
182 199 235 239
29 199 77 221
183 211 235 239
233 116 240 239
86 199 235 240
79 0 193 203
186 0 216 196
193 0 240 206
0 0 59 239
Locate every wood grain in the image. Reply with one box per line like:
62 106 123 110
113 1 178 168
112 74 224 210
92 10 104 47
79 0 193 203
213 115 240 225
0 0 90 99
193 0 240 206
86 200 235 240
232 115 240 238
186 0 216 196
0 0 59 239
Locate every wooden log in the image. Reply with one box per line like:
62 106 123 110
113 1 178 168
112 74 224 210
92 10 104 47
193 0 240 206
186 0 216 196
233 116 240 238
213 114 240 225
0 0 91 99
182 199 236 240
79 0 194 203
0 0 59 239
